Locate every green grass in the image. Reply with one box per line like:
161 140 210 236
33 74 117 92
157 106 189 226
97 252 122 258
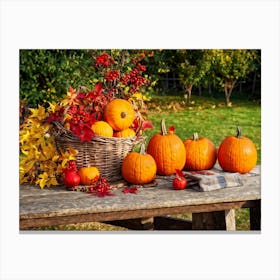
145 95 261 164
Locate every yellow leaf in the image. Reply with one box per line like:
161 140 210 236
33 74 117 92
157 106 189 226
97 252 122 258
29 106 47 121
52 155 60 162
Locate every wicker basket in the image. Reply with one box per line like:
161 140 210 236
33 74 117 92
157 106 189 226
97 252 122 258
52 122 144 182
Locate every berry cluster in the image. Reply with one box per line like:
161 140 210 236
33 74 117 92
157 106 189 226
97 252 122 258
87 176 114 197
105 69 120 82
94 52 114 68
121 63 149 93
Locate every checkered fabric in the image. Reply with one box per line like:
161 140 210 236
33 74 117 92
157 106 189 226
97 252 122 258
184 165 260 192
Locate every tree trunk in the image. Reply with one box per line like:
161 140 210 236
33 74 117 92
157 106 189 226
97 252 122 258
252 70 257 94
184 84 193 104
198 84 202 96
208 84 212 94
224 80 236 107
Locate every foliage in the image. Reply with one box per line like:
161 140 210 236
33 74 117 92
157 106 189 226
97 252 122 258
176 50 212 102
20 50 94 107
209 49 259 105
19 105 78 188
20 49 155 107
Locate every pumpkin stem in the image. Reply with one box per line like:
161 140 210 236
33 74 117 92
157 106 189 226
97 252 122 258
161 119 168 135
193 132 199 141
237 126 242 138
121 112 127 118
139 143 146 155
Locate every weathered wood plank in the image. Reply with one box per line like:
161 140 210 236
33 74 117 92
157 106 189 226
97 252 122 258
20 200 259 229
20 175 260 220
19 166 261 230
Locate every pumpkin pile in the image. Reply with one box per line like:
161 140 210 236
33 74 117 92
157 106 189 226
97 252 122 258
120 122 258 186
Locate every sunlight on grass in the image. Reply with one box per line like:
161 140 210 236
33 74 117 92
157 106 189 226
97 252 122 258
145 95 261 164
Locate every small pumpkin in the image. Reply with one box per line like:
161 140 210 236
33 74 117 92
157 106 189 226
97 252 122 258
184 132 217 170
104 99 135 131
121 143 157 184
113 128 136 138
78 166 100 185
91 121 113 137
218 126 257 174
147 119 186 175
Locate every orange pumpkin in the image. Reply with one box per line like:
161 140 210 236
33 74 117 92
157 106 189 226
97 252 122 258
91 121 113 137
184 132 217 170
104 99 135 131
78 166 100 185
218 126 257 173
147 119 186 175
113 128 136 138
122 144 157 184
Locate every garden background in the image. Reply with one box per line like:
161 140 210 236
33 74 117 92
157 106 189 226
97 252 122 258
19 49 261 230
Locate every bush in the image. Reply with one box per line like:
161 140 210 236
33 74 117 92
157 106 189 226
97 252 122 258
20 50 95 107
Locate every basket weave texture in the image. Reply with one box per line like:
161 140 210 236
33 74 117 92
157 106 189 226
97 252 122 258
52 122 144 182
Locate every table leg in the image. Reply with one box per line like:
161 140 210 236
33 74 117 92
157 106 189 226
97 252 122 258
250 200 261 230
192 210 236 230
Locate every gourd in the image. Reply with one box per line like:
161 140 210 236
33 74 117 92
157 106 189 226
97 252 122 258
184 132 217 170
78 166 100 185
91 121 113 137
217 126 257 173
113 128 136 138
147 119 186 175
121 143 157 184
104 99 135 131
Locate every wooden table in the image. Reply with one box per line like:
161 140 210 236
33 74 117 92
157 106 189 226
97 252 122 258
19 166 261 231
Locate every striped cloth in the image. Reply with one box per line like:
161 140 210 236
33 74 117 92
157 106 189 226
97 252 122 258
184 165 260 192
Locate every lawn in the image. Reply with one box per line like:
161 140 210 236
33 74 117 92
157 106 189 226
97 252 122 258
145 94 261 164
37 94 261 231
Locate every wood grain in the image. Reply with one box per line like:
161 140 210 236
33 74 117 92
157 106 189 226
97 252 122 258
19 167 261 230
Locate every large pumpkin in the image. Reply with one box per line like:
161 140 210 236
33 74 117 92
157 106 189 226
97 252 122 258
91 121 113 137
184 132 217 170
104 99 135 131
121 144 157 184
78 166 100 185
147 119 186 175
218 126 257 173
113 128 136 138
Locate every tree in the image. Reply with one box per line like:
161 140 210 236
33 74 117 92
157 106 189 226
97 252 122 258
211 49 258 106
176 50 212 104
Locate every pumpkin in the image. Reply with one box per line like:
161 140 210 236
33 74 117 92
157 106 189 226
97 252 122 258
91 121 113 137
104 99 135 131
122 143 157 184
217 126 257 173
147 119 186 175
184 132 217 170
78 166 100 185
113 128 136 138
